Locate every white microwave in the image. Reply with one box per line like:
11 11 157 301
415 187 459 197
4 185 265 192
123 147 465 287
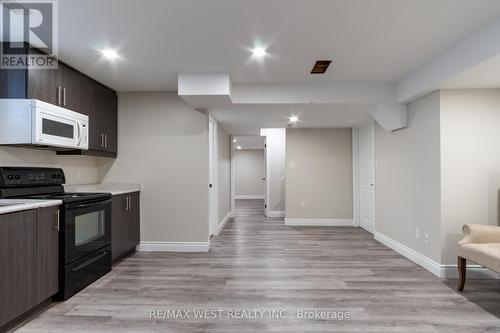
0 99 89 150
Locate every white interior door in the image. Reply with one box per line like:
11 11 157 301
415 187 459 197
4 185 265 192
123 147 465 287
208 116 218 236
359 121 375 233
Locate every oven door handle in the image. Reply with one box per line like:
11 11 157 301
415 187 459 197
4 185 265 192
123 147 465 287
72 250 109 272
65 198 112 210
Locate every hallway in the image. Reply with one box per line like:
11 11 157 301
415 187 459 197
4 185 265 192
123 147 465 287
17 200 500 332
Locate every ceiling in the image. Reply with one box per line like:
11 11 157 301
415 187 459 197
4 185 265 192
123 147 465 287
441 55 500 89
233 136 265 150
211 104 372 135
59 0 500 91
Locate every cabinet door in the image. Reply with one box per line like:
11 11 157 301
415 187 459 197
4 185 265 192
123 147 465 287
128 192 140 249
0 210 37 327
87 81 106 151
111 194 128 261
27 65 60 105
104 88 118 154
36 206 59 302
59 63 86 113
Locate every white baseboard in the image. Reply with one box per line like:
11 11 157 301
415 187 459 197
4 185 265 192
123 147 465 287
235 195 265 199
215 212 231 236
137 241 210 252
374 232 442 277
267 211 285 218
374 232 500 279
442 265 500 279
284 218 353 226
360 219 374 234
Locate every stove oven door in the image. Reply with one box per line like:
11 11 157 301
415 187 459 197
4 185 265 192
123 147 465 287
64 199 111 264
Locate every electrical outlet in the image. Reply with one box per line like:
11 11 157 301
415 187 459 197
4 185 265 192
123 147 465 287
415 229 420 240
424 233 429 242
300 200 306 207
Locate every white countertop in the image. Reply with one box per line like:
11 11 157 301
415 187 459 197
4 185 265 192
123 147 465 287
0 199 62 215
64 183 141 196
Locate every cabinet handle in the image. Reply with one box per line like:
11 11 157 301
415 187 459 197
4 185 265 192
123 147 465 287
56 86 61 105
128 196 131 211
55 209 60 231
63 87 66 106
124 195 129 211
104 134 108 149
101 133 104 148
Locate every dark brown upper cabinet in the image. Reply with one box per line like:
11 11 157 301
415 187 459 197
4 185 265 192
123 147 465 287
0 43 118 158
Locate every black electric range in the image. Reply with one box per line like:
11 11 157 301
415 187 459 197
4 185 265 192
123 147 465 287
0 167 112 301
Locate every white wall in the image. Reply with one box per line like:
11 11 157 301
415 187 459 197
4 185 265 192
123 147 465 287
234 149 265 198
0 146 101 184
260 128 286 213
217 124 231 223
375 92 442 263
440 89 500 265
285 128 352 220
98 92 209 243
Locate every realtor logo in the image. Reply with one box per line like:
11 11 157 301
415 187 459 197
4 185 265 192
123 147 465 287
0 0 58 69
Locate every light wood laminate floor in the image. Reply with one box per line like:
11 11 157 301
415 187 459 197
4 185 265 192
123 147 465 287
16 200 500 332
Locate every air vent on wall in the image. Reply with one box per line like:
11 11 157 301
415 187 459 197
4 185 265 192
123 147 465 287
310 60 332 74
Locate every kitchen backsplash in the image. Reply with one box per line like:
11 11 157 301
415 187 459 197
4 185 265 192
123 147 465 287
0 146 104 185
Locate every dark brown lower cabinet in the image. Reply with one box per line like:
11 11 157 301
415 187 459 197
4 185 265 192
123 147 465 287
0 207 59 329
0 210 38 328
36 207 60 302
112 192 140 262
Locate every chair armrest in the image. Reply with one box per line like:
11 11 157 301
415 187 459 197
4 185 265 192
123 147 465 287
459 224 500 245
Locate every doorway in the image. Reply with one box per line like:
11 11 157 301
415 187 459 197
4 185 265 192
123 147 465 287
230 136 267 215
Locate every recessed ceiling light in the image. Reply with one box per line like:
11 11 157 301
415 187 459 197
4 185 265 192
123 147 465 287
236 145 242 150
101 48 119 60
233 139 237 143
252 47 266 58
289 115 299 123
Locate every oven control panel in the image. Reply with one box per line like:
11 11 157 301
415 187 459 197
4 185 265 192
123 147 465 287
0 167 66 187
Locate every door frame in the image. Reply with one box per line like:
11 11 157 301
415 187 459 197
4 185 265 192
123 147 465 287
208 115 219 236
230 136 267 215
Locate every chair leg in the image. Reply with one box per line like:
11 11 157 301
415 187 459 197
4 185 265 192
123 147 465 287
457 256 466 291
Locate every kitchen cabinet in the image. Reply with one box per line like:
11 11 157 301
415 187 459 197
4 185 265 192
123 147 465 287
0 43 118 157
112 192 140 262
0 210 38 328
0 207 59 329
35 206 60 303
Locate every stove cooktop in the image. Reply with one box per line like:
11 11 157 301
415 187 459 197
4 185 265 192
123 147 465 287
26 192 111 204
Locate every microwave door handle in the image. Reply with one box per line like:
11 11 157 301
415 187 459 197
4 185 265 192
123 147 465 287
76 121 82 146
